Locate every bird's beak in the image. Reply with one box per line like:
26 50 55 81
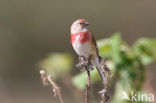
85 22 90 26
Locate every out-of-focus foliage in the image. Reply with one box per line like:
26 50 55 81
39 53 73 80
133 38 156 65
39 33 156 103
72 32 156 103
72 69 100 90
72 60 114 90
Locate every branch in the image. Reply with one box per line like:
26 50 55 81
85 70 92 103
40 70 64 103
77 56 111 103
98 59 111 103
76 56 94 103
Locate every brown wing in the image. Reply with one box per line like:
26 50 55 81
91 34 100 57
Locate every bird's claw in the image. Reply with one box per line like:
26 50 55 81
76 56 94 71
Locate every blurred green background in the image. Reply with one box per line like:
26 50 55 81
0 0 156 103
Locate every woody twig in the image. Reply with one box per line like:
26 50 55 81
40 70 64 103
99 59 111 103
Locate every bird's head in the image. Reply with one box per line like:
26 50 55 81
71 19 89 34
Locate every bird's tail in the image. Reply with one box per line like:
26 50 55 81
91 56 105 85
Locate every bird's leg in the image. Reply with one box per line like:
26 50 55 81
76 56 94 71
76 56 86 69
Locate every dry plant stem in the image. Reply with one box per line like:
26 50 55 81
77 56 111 103
85 70 91 103
99 59 111 103
40 70 64 103
77 56 94 103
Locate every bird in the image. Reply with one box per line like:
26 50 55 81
70 19 105 85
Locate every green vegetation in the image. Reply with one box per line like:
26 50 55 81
39 32 156 103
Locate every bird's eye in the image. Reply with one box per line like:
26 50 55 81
79 22 83 24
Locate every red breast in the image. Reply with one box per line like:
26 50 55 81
71 31 90 44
